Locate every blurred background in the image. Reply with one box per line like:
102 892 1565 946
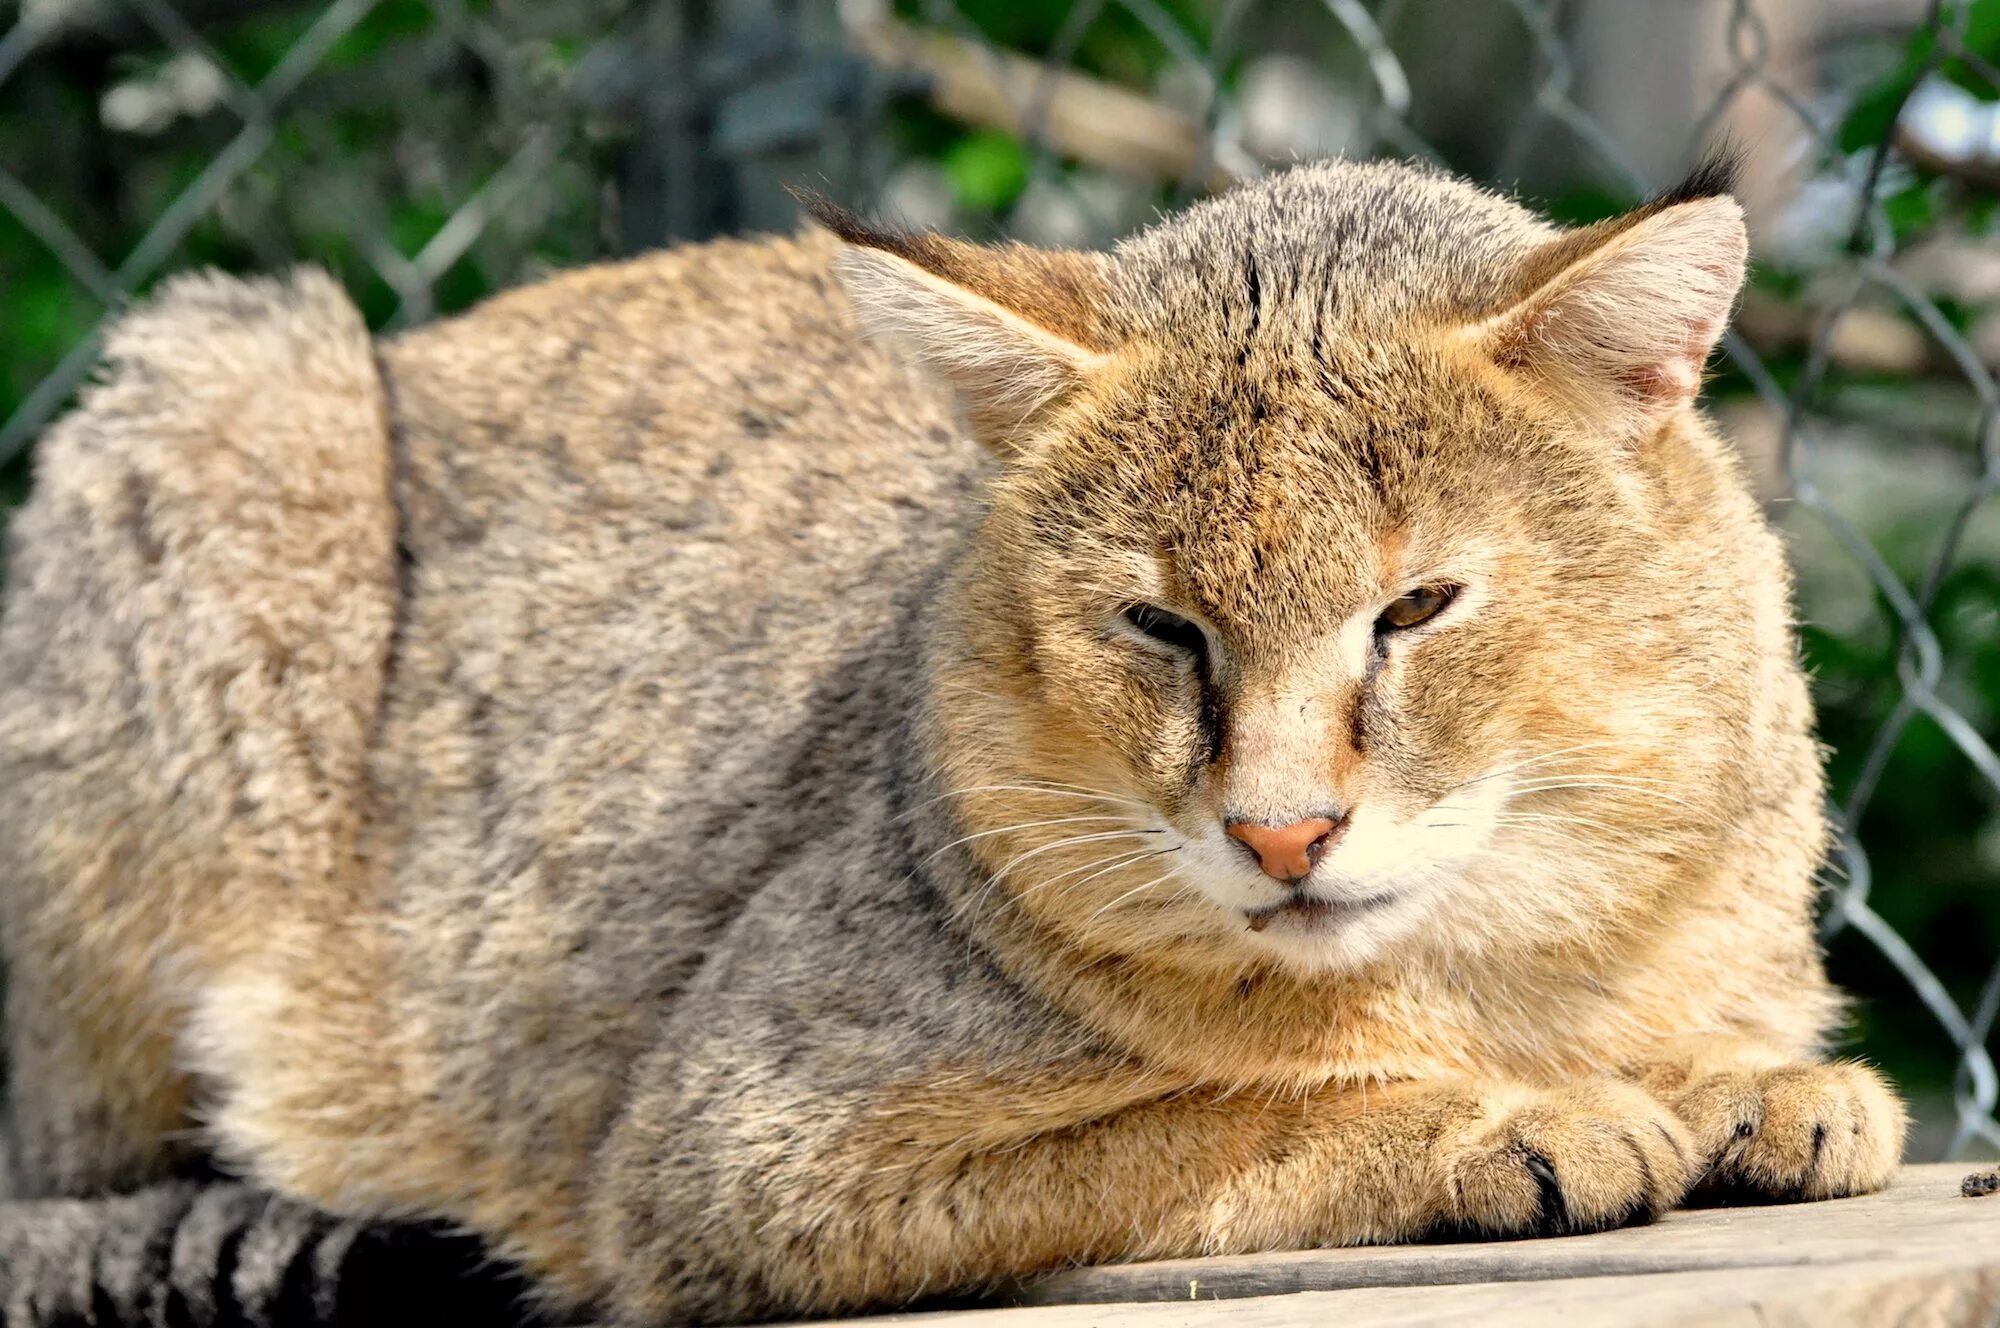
0 0 1995 1161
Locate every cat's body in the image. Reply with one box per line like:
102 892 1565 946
0 160 1902 1325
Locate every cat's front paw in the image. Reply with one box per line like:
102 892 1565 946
1667 1061 1905 1203
1432 1078 1694 1238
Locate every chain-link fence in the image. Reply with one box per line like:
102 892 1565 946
0 0 1996 1162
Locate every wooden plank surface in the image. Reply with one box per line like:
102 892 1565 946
828 1164 2000 1327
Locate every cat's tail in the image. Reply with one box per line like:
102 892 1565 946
0 1181 549 1328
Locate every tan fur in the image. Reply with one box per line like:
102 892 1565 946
0 270 396 1196
834 243 1110 446
1465 196 1750 436
0 160 1903 1324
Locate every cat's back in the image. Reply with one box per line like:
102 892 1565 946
0 224 991 1225
255 229 1000 1217
369 226 989 986
376 225 986 790
381 226 983 627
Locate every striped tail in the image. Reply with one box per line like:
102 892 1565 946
0 1183 551 1327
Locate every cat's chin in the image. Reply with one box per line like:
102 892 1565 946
1234 888 1420 974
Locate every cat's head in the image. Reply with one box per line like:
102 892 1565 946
816 158 1794 977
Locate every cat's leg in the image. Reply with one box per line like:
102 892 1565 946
1630 1035 1905 1202
587 1064 1695 1324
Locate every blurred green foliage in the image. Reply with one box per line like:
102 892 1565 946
0 0 626 514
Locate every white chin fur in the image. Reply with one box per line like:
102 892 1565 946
1173 782 1509 973
1236 889 1432 973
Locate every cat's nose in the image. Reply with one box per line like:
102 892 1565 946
1226 815 1344 882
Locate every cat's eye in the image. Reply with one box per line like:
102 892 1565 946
1377 584 1460 633
1121 603 1207 658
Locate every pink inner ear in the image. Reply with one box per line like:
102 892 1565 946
1624 359 1701 405
1622 313 1726 406
1481 196 1747 433
1625 342 1707 404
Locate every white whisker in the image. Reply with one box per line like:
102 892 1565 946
1484 810 1630 837
1510 775 1697 796
1448 741 1627 792
973 829 1165 904
1086 866 1185 922
1013 845 1179 906
1505 778 1713 818
898 783 1154 819
918 813 1147 867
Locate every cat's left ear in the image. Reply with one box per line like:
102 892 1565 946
1464 189 1748 442
795 191 1113 453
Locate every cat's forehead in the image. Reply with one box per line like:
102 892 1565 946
1107 160 1557 337
1097 326 1494 503
1034 348 1512 639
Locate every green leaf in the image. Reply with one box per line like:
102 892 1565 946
1838 26 1936 153
942 130 1031 214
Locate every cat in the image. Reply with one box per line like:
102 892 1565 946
0 1174 541 1326
0 155 1904 1324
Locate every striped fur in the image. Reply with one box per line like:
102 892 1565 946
0 1182 546 1327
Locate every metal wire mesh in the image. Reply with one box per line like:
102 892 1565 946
0 0 1994 1159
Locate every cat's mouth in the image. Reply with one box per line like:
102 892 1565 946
1242 890 1398 933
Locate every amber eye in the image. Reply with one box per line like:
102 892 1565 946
1376 584 1459 633
1121 603 1208 659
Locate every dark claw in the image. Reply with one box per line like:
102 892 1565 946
1523 1150 1568 1234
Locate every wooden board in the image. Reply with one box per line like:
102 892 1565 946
825 1165 2000 1327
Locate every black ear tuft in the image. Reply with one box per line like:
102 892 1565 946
786 186 904 248
787 185 871 241
785 184 943 269
1648 142 1744 211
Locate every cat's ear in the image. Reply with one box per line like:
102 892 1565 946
1465 190 1748 441
798 192 1111 451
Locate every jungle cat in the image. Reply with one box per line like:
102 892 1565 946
0 156 1905 1325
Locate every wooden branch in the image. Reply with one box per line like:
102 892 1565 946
844 17 1239 191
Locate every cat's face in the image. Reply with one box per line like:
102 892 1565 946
823 166 1755 975
972 338 1704 973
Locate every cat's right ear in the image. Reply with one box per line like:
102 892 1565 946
1460 180 1749 444
796 191 1112 452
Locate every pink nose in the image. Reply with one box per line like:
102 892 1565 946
1227 816 1342 882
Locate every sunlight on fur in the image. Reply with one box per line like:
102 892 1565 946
0 156 1907 1325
